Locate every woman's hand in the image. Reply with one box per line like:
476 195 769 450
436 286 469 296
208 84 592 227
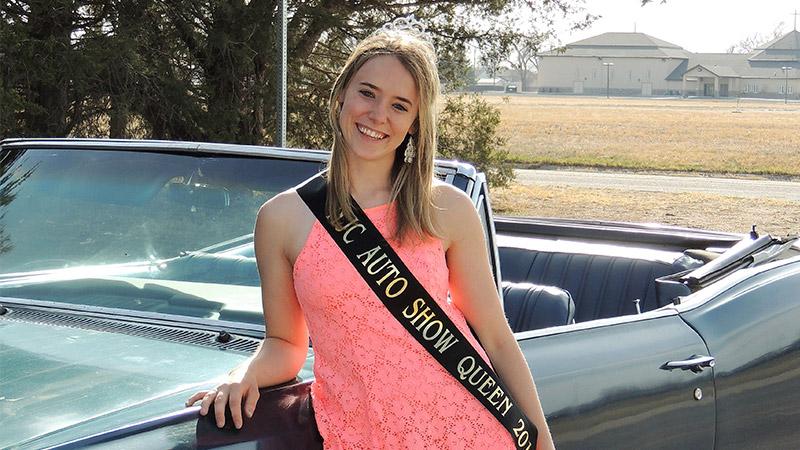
186 368 261 429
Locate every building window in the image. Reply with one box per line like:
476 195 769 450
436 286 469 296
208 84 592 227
592 69 597 80
628 70 632 81
746 83 760 93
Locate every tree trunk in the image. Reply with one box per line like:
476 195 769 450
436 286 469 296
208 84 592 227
24 0 74 136
109 96 129 138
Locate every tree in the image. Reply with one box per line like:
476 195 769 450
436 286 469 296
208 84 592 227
726 22 785 54
508 32 548 91
478 2 595 91
1 0 101 138
438 94 512 187
481 45 506 83
2 0 594 180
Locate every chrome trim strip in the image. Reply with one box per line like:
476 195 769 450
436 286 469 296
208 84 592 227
1 138 474 172
0 297 266 337
513 307 680 341
47 407 200 450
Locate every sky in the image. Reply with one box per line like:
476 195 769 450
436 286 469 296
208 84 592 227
557 0 800 53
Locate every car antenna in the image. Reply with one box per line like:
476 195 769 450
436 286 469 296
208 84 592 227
750 224 759 240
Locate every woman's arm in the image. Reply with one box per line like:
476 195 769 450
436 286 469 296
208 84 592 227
249 193 311 385
440 186 556 450
186 192 310 429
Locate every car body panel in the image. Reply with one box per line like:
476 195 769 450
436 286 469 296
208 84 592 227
681 261 800 449
0 307 243 448
0 302 315 449
63 382 321 450
2 138 799 448
518 313 716 450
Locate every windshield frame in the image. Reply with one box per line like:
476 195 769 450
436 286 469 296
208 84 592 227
0 139 471 328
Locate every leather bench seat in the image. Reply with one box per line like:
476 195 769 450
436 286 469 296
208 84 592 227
502 282 575 332
497 235 702 323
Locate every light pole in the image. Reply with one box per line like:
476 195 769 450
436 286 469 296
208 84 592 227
275 0 287 147
781 66 792 104
603 62 614 98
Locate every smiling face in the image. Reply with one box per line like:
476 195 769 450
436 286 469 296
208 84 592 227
338 55 420 165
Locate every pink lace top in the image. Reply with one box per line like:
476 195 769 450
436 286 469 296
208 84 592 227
293 202 514 449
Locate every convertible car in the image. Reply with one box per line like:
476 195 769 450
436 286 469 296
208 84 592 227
1 138 798 449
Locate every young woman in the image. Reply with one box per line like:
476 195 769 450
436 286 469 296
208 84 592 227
187 20 555 450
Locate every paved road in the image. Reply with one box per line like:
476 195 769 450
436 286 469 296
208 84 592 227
514 169 800 202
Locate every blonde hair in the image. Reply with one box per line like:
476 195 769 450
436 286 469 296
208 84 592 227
326 27 440 243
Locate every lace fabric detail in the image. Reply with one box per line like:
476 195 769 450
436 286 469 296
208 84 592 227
293 203 514 449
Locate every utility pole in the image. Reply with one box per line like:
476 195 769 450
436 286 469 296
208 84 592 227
603 62 614 98
275 0 287 147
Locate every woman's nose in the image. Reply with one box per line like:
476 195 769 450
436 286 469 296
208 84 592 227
367 102 388 123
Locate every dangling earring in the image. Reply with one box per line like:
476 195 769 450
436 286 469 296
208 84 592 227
404 134 416 164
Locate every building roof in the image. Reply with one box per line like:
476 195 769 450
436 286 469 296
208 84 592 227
569 32 684 49
684 53 794 78
749 30 800 62
685 63 739 78
541 32 690 59
543 30 800 80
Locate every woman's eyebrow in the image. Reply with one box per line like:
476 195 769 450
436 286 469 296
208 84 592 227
359 81 413 106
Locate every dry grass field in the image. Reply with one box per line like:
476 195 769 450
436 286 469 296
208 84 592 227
480 94 800 177
469 94 800 234
491 184 800 236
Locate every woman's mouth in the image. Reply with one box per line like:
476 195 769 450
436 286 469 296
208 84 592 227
357 124 388 141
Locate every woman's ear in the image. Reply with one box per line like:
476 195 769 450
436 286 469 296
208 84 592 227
335 97 344 116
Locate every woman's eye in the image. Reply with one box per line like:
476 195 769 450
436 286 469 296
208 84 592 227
359 90 375 98
393 104 408 112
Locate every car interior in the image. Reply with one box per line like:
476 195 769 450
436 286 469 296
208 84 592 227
497 231 799 330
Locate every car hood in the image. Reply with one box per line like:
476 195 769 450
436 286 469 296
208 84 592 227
0 311 256 449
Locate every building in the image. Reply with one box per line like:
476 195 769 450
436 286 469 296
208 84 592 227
467 67 536 92
536 30 800 99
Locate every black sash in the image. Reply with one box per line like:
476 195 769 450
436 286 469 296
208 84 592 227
297 175 538 450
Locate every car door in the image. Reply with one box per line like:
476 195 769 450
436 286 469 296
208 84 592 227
680 262 800 449
516 311 716 450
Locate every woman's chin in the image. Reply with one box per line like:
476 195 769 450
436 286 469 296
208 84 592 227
347 147 397 164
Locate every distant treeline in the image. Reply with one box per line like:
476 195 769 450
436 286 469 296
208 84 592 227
0 1 588 185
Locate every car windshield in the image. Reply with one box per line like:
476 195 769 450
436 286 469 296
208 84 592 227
0 147 323 324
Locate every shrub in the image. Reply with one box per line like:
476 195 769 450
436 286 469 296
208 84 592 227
438 93 514 187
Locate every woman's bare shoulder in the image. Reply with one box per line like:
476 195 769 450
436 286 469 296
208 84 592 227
258 188 308 221
432 182 477 248
432 182 474 215
256 188 316 263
